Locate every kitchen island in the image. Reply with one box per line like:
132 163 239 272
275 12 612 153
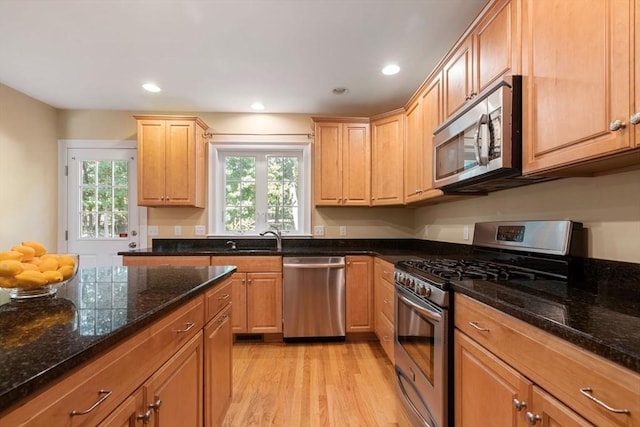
0 264 235 426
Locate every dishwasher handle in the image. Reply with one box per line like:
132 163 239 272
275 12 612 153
283 263 345 269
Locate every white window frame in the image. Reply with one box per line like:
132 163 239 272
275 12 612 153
208 138 311 236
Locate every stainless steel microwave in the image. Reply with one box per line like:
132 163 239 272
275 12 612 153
432 76 552 193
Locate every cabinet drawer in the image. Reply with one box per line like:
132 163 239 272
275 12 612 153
148 296 204 362
455 294 640 426
211 256 282 272
374 258 395 284
205 277 232 322
378 279 394 323
376 312 395 363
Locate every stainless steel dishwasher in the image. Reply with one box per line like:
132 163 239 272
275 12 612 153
282 256 346 340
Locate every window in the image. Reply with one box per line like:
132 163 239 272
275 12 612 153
209 142 310 235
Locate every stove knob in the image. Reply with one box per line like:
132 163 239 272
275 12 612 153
424 286 432 297
408 278 415 289
417 284 426 296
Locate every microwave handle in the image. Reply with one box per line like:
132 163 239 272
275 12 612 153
474 114 489 166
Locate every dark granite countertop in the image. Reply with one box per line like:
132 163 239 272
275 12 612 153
120 237 640 374
0 265 235 415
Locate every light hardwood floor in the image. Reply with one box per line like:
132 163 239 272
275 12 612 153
222 340 414 427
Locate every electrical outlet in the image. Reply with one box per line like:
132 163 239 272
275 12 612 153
194 225 206 236
463 225 470 241
148 225 158 236
339 226 347 236
423 225 429 237
314 225 325 236
174 225 182 236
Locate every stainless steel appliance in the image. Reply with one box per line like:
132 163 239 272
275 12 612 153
282 257 346 340
432 76 553 194
394 220 584 427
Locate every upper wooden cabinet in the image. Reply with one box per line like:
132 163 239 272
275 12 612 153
521 0 639 175
371 111 404 206
313 118 371 206
442 0 518 121
404 74 445 204
135 115 208 207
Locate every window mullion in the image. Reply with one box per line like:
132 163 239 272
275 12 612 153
255 154 268 230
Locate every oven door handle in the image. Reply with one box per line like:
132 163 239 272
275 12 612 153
397 292 442 322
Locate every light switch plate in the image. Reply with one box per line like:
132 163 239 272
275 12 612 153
339 226 347 236
174 225 182 236
194 225 206 236
314 225 325 236
463 225 470 241
148 225 159 236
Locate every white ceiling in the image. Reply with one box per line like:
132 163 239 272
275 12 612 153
0 0 489 116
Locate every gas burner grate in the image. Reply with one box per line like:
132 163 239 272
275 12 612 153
400 259 541 282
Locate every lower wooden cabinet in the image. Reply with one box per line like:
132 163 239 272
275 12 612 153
373 257 395 362
345 256 374 333
204 305 232 427
455 294 639 427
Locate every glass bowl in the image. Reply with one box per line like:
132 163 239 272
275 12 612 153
0 254 79 300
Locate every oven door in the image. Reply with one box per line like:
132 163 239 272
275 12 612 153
395 285 448 427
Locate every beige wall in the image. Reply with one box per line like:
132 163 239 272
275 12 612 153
414 169 640 263
0 83 58 251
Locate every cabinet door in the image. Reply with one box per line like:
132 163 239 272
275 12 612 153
164 120 196 206
371 114 403 206
345 256 374 333
145 332 203 427
342 122 371 206
522 0 633 174
634 0 640 148
455 330 531 427
247 272 282 333
137 119 166 206
98 390 145 427
419 74 444 200
230 272 247 333
474 0 518 94
404 99 423 203
204 306 232 427
443 36 474 119
526 386 594 427
314 122 342 205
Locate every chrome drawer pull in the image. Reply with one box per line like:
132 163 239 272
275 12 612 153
137 408 153 424
217 293 230 300
512 398 527 411
579 387 630 414
468 321 490 332
70 389 112 416
176 322 195 333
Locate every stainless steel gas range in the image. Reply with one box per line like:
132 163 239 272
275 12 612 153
393 220 584 427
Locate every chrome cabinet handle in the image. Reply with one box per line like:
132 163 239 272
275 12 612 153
468 321 490 332
175 322 195 333
137 408 153 424
609 120 626 131
630 112 640 125
525 411 542 425
512 398 527 411
149 398 162 411
579 387 630 414
70 389 112 416
217 293 230 300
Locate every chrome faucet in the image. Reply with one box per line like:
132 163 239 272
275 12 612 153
259 227 282 251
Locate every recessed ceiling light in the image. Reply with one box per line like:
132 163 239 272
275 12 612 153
142 82 161 93
251 102 265 111
382 64 400 76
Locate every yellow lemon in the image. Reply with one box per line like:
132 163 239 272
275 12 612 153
40 254 60 262
0 251 24 262
0 260 24 277
58 255 76 268
21 263 39 271
21 240 47 257
0 276 18 288
11 245 36 262
42 270 64 284
57 265 74 280
39 258 59 273
14 270 48 288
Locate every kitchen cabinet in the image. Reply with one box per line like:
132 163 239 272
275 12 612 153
134 115 208 207
345 256 374 333
371 111 404 206
455 293 640 426
442 0 518 120
210 256 282 334
373 258 395 362
204 302 232 426
313 118 371 206
404 74 447 204
122 255 211 266
521 0 640 175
